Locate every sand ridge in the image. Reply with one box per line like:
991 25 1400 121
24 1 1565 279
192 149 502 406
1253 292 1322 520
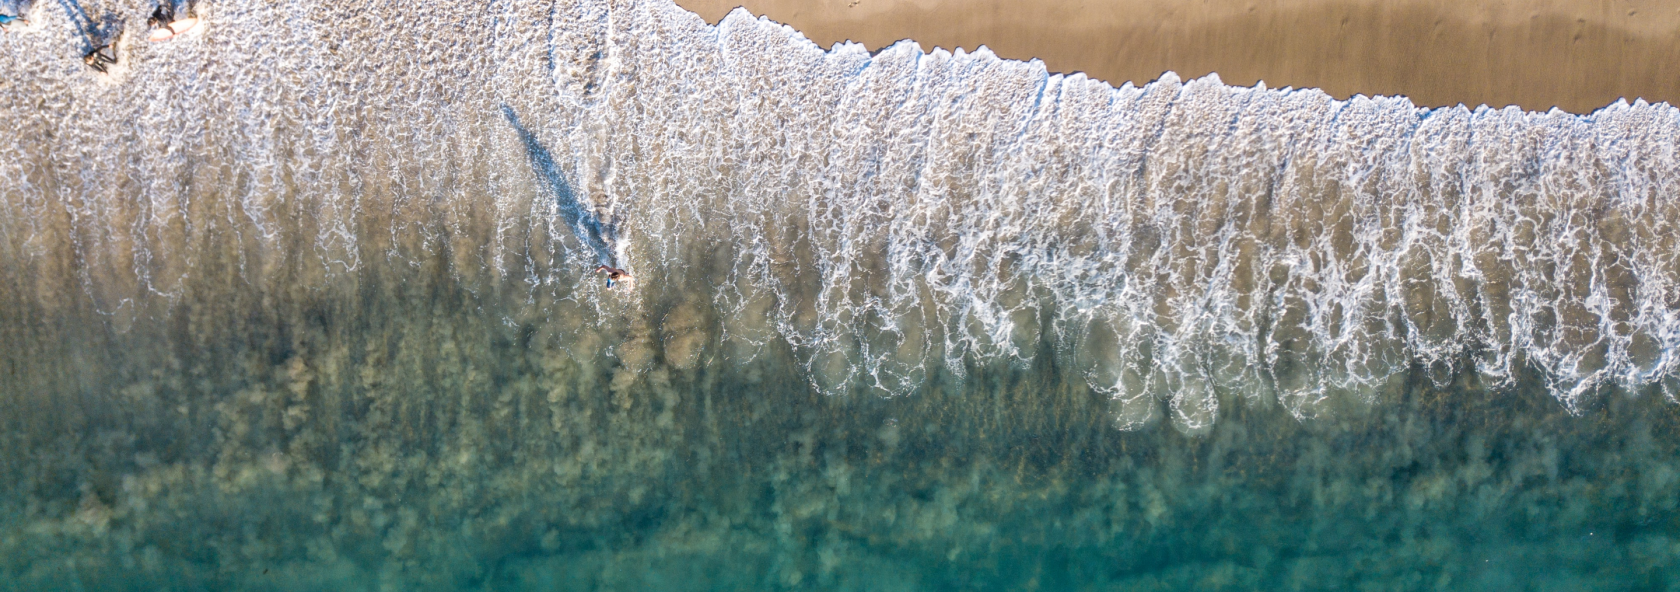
677 0 1680 113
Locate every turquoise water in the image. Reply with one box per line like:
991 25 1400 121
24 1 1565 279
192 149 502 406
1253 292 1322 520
1 0 1678 589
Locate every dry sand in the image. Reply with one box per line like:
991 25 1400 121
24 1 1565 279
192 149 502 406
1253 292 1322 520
676 0 1680 113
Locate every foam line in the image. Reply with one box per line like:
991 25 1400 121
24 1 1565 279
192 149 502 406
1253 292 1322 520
0 0 1676 432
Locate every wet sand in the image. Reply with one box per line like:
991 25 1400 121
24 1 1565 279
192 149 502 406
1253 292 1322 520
676 0 1680 114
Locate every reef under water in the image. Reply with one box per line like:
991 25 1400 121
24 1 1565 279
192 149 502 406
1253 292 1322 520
1 0 1678 589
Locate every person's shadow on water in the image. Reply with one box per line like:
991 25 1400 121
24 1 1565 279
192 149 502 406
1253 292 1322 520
53 0 119 57
501 104 621 270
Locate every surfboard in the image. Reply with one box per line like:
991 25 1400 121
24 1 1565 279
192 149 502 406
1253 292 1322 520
175 17 206 38
148 17 204 42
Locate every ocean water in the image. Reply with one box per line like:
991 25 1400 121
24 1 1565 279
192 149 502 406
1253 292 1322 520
2 0 1679 589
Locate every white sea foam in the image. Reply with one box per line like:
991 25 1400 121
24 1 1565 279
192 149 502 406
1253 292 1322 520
1 0 1677 431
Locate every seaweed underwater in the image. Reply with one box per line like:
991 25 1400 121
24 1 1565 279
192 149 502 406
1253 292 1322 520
0 0 1677 589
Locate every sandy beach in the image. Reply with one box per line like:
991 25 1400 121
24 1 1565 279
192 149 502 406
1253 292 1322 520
677 0 1680 113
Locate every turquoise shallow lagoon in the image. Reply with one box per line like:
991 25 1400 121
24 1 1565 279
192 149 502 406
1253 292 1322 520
4 290 1679 590
2 0 1679 589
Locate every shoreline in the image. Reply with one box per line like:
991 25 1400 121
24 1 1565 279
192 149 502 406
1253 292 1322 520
676 0 1680 114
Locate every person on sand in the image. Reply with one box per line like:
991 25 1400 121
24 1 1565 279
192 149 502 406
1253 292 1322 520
0 13 26 32
594 264 631 288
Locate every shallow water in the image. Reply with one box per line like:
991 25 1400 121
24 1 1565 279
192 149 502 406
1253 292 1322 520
1 0 1678 589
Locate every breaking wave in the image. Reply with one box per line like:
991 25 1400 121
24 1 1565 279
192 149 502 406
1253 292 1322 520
2 0 1678 433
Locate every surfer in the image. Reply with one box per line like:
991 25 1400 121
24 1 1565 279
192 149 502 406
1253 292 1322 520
594 264 631 288
0 0 30 32
83 42 117 73
146 1 204 42
146 2 173 29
